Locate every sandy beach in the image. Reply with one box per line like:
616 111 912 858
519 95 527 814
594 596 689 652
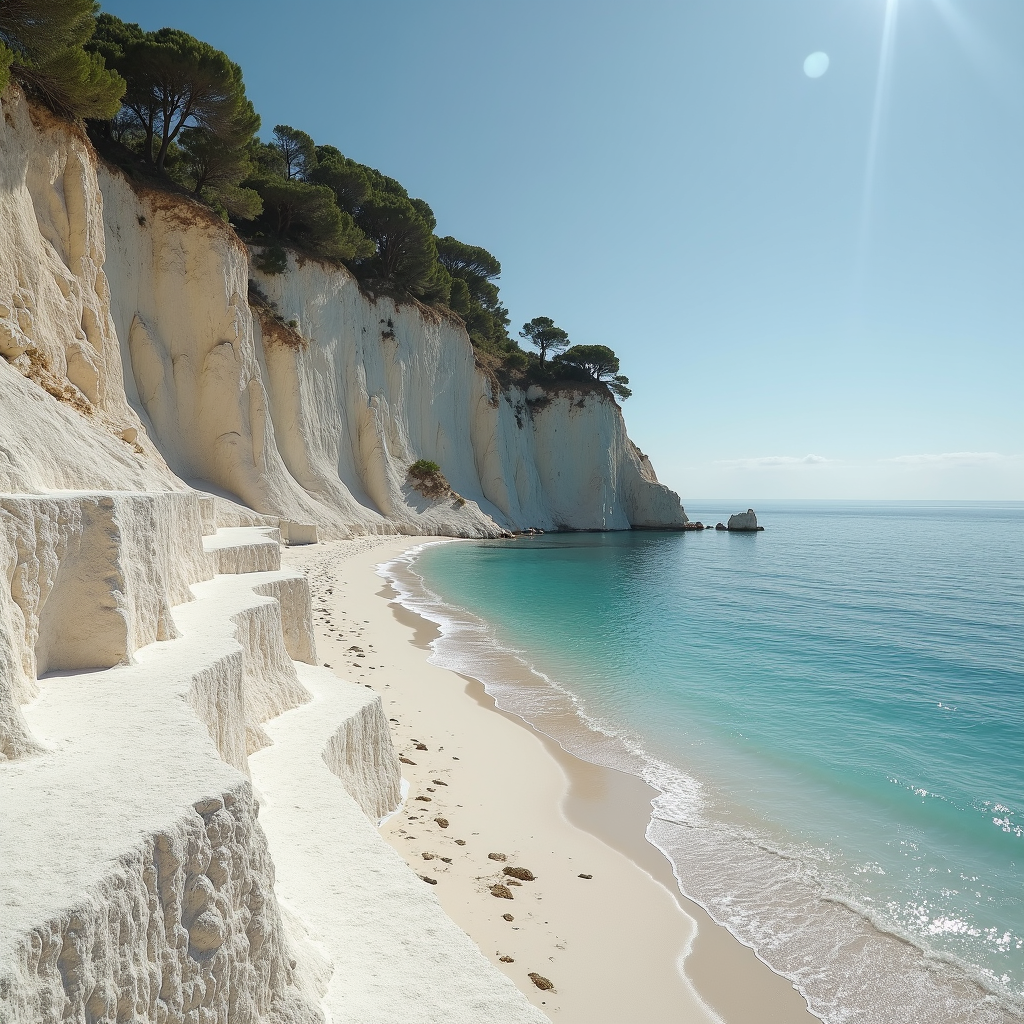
284 536 817 1023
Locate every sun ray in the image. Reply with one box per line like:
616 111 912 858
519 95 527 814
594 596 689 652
857 0 901 297
930 0 1023 97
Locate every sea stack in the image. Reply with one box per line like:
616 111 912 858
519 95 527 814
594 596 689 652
728 509 764 531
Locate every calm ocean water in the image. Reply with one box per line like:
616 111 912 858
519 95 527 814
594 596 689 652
382 502 1024 1023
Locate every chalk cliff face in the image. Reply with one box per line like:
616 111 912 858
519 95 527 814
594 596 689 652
0 86 685 538
0 83 677 1023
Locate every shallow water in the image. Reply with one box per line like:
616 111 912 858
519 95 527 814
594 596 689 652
382 502 1024 1023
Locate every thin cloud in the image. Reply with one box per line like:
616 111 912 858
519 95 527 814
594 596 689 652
882 452 1017 466
716 454 831 468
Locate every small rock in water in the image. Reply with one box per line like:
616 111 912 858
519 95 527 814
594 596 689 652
727 508 763 531
434 817 449 829
454 839 466 845
415 742 428 750
578 873 593 879
421 852 435 860
503 866 535 881
528 973 554 991
420 875 437 885
502 913 514 922
499 955 514 963
415 795 432 802
399 756 416 765
440 856 452 863
488 852 507 862
490 884 514 900
432 779 448 786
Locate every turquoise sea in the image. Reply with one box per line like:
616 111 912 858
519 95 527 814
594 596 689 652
383 502 1024 1024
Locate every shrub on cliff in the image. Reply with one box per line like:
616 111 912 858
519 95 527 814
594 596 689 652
0 0 124 119
408 460 453 500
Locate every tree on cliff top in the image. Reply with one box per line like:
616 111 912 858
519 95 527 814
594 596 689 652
519 317 569 364
177 116 262 219
241 128 373 266
436 236 510 349
555 344 632 399
0 0 124 119
274 124 316 180
250 176 373 263
355 191 446 298
308 146 372 215
89 14 256 176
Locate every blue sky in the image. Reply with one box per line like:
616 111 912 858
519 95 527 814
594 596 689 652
101 0 1024 500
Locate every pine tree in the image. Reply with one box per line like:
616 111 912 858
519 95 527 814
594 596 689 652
1 0 124 119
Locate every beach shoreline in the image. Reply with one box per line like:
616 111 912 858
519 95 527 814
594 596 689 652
285 535 815 1023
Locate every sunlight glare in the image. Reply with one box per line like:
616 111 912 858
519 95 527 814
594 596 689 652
856 0 900 296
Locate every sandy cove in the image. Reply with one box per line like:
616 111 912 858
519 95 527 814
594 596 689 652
283 536 816 1024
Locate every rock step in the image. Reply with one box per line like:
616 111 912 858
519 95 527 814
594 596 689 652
0 566 321 1022
203 526 281 574
250 663 548 1024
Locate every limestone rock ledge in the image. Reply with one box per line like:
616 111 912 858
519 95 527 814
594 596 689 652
0 507 321 1020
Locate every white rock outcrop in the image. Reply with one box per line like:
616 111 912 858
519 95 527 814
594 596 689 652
727 509 759 531
0 496 322 1020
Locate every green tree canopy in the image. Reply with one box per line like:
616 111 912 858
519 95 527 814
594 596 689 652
273 124 316 180
519 316 570 364
177 119 262 219
555 344 632 399
247 175 373 264
308 146 371 214
435 236 510 348
436 236 502 284
1 0 124 119
90 15 256 174
240 126 373 267
355 191 442 296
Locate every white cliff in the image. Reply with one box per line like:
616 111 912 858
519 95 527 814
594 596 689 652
1 85 685 536
0 81 681 1022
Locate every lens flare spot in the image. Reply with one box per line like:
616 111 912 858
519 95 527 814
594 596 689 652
804 52 830 78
